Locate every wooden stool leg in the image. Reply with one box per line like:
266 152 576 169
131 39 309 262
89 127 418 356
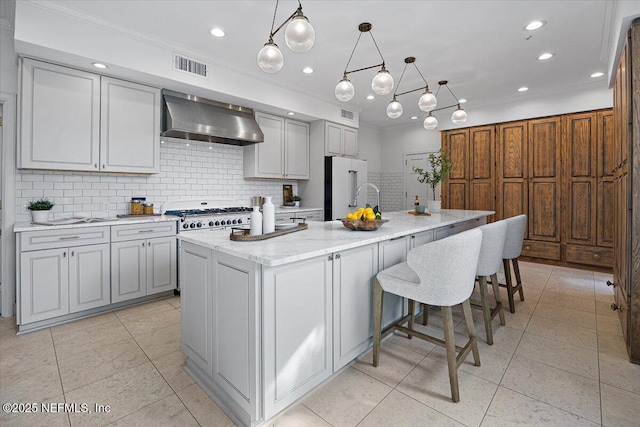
462 299 480 367
441 306 460 403
491 273 506 325
513 259 525 301
421 303 429 326
407 299 415 339
478 276 494 345
503 259 516 313
372 279 384 367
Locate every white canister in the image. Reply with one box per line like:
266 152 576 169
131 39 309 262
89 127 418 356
262 196 275 234
250 206 263 235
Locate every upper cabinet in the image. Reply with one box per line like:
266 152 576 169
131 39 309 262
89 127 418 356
244 112 310 179
324 122 358 157
19 58 160 174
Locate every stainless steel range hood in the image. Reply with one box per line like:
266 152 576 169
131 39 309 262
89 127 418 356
161 90 264 146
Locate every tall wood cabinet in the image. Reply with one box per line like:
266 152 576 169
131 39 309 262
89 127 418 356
612 21 640 364
442 111 613 268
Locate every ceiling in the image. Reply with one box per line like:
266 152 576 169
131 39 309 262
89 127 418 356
41 0 612 128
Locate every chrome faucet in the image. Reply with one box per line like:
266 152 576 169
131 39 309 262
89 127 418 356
353 182 381 209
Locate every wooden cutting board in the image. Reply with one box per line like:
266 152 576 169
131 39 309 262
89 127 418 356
408 211 431 216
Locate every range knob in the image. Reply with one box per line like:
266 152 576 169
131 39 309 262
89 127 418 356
183 223 189 229
215 221 220 226
232 219 237 224
189 223 196 228
209 221 215 227
238 219 243 224
226 219 232 225
196 222 202 228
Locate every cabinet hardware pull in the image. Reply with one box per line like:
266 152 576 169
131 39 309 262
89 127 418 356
336 254 341 259
138 229 154 233
611 303 621 311
71 251 74 256
142 242 145 247
63 252 66 257
94 163 98 169
606 280 616 287
593 253 601 260
449 225 455 229
59 236 80 240
390 236 405 241
148 242 151 247
102 164 106 169
328 255 333 261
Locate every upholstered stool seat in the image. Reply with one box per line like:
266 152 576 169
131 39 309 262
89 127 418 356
372 229 483 403
500 215 527 313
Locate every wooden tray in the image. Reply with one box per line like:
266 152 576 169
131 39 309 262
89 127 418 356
408 210 431 216
230 223 308 241
117 214 163 218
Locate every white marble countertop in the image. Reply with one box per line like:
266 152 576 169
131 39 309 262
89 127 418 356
178 209 493 267
14 215 179 232
274 206 322 213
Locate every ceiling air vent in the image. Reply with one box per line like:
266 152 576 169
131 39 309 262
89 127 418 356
341 109 354 120
173 53 208 78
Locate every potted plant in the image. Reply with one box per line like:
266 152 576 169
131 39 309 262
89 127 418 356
291 195 302 207
27 198 54 223
412 151 453 213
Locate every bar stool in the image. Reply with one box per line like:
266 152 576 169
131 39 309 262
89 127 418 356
372 229 483 403
500 214 527 313
474 221 507 345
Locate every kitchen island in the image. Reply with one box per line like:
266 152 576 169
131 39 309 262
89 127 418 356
178 209 493 427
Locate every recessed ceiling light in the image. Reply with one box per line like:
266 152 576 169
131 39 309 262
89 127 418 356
160 140 165 144
186 143 190 146
287 112 295 116
458 99 467 104
518 87 529 92
410 116 418 120
302 67 314 74
366 95 375 100
590 72 604 78
92 62 107 69
538 53 553 60
210 28 225 37
209 146 213 149
525 20 545 31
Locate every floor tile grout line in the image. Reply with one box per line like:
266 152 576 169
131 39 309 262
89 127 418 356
511 350 600 383
353 385 394 427
596 329 604 427
48 326 72 427
521 327 599 352
300 401 335 426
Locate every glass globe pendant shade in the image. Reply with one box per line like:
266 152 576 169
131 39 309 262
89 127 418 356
423 113 438 130
257 40 284 73
284 14 316 53
371 67 394 95
418 90 437 112
451 105 468 124
386 97 403 119
335 76 355 102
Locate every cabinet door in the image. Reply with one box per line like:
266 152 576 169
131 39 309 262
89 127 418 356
20 59 100 171
263 256 333 419
333 243 378 371
379 237 409 328
100 77 160 173
343 127 358 157
597 111 615 248
325 122 343 156
20 248 69 324
284 119 310 179
146 236 177 295
69 243 110 313
497 122 528 227
469 126 496 219
442 129 469 209
111 240 146 303
254 113 285 177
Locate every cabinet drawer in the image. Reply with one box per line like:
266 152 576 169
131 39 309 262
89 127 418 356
20 226 110 251
521 240 561 260
434 222 466 240
565 244 613 267
465 217 486 230
111 222 176 242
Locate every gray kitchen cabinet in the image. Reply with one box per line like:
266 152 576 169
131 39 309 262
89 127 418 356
324 121 358 157
244 112 309 179
19 58 160 173
111 223 177 303
435 222 467 240
378 236 409 328
18 226 111 325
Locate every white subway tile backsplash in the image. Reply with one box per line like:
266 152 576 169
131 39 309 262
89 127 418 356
15 139 298 222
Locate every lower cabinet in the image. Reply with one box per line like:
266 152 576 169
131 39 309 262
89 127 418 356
379 237 409 328
69 244 111 313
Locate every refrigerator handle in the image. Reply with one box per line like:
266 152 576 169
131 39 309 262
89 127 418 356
348 170 358 207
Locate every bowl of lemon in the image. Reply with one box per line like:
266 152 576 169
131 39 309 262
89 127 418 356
339 205 388 231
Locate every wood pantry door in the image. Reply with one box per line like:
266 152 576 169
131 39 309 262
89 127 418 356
469 126 496 220
497 121 528 230
441 129 468 209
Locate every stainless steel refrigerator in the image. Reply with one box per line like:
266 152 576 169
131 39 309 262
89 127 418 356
324 156 368 220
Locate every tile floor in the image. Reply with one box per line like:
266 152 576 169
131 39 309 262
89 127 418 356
0 261 638 426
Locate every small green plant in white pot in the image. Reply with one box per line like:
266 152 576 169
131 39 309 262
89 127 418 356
412 151 453 213
27 198 54 223
291 195 302 207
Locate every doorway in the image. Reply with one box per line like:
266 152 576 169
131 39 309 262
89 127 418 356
403 151 439 209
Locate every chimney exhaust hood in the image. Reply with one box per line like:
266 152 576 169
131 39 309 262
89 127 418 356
161 90 264 146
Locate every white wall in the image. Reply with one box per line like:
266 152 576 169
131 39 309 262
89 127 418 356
357 125 382 173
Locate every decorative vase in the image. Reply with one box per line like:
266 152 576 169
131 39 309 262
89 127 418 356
426 200 441 213
262 197 275 234
31 210 51 223
294 201 300 207
250 206 263 236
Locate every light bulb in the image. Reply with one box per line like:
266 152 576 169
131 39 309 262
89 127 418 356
386 97 403 119
418 90 437 112
423 113 438 130
371 67 394 95
335 76 355 102
257 40 284 73
451 106 468 124
284 14 316 53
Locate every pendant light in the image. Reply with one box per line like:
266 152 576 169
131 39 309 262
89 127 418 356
257 0 315 73
423 112 438 130
386 96 403 118
335 23 394 102
385 57 435 120
420 80 468 130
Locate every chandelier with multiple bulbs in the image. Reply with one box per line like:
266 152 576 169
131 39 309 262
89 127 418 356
257 0 316 73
